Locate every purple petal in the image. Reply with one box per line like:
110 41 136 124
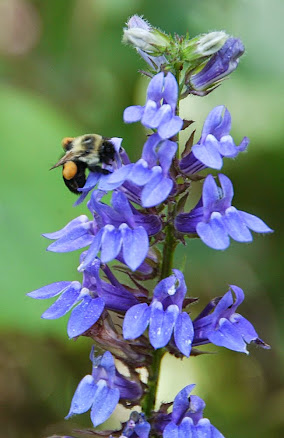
121 225 149 271
123 303 151 340
47 224 93 253
174 312 194 357
158 115 183 139
142 168 173 207
202 106 226 137
172 385 195 423
100 282 138 312
143 103 172 129
27 281 72 299
65 374 96 418
195 418 214 436
123 105 144 123
98 164 133 191
237 136 250 152
141 100 159 127
158 139 177 175
142 134 160 167
78 229 104 271
146 72 164 102
196 213 230 250
202 174 220 211
207 318 248 353
192 135 223 169
229 313 259 344
67 296 105 338
238 211 273 234
163 72 178 109
41 282 81 319
112 191 134 225
223 207 252 242
43 215 89 240
129 160 153 185
78 172 100 192
218 174 234 205
217 135 239 157
163 422 179 438
149 303 179 349
90 381 120 427
100 226 122 263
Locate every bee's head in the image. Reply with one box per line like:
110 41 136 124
50 134 102 170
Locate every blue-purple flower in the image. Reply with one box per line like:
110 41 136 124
66 348 142 427
193 285 270 353
179 106 249 173
189 37 245 93
124 72 183 140
175 174 272 250
123 270 194 356
43 190 161 271
27 259 139 338
161 385 224 437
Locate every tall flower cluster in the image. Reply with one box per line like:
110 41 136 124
29 16 272 438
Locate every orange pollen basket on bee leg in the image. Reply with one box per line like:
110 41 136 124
62 137 74 150
62 162 78 180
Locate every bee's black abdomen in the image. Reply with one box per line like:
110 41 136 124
63 161 87 194
99 140 115 165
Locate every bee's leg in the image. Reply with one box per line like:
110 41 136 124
88 165 111 175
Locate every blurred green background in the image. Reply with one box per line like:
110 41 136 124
0 0 283 437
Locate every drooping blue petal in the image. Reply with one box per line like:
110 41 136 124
123 105 144 123
229 313 259 344
123 303 151 340
141 100 159 127
134 421 151 438
158 114 183 139
223 207 252 242
98 164 133 191
121 225 149 271
174 312 194 357
27 281 72 299
217 135 240 157
43 215 89 240
41 282 82 319
207 317 248 353
78 171 100 192
65 374 96 418
78 229 104 271
100 226 122 263
149 303 179 349
196 418 225 438
192 135 223 169
179 417 195 437
67 296 105 338
163 422 179 438
129 159 153 185
46 224 93 253
238 211 273 234
90 380 120 427
196 213 230 250
142 169 173 207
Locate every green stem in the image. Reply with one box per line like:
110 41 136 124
142 206 178 419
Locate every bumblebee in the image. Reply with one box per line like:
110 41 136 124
50 134 116 194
